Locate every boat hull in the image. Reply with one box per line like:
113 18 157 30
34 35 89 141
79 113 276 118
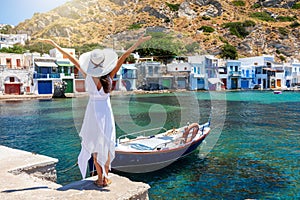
111 133 208 173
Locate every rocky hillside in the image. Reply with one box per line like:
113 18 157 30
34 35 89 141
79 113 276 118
14 0 300 60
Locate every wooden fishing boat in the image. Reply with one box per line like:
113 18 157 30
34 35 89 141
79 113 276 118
110 122 211 173
273 90 282 94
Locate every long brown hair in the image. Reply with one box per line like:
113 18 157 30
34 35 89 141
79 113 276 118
99 74 111 93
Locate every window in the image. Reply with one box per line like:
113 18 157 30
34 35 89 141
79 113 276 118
16 59 21 67
148 66 153 76
154 66 159 74
246 70 250 77
6 58 12 68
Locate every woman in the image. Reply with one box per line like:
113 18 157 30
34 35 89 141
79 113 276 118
39 35 151 187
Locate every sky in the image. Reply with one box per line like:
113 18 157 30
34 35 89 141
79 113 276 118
0 0 70 26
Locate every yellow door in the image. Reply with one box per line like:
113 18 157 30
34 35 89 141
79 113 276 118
276 79 281 88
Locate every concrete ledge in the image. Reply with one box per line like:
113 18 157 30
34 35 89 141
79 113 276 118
0 145 150 200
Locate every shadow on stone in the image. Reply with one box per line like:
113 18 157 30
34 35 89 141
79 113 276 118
1 186 49 193
57 180 110 192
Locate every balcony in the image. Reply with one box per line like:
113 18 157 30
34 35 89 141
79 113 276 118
33 73 60 79
229 71 241 77
122 74 137 79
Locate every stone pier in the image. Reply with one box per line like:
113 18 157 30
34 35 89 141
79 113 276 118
0 145 150 200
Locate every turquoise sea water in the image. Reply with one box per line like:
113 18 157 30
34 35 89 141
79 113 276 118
0 91 299 199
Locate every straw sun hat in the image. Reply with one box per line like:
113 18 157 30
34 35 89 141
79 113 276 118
79 48 118 77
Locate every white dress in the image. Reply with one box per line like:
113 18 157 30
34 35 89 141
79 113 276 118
77 75 115 179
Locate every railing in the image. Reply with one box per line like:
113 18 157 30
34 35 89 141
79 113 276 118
33 73 60 79
122 74 137 79
117 122 211 146
229 71 241 76
241 74 255 78
117 127 167 144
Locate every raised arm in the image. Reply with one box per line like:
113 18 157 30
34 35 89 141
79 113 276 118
38 39 86 78
109 35 152 78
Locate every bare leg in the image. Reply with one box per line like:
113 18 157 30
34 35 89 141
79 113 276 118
93 153 104 185
103 153 112 185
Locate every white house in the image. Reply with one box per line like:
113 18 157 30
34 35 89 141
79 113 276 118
167 56 191 89
188 56 206 90
114 64 137 91
239 55 275 89
226 60 241 89
0 33 29 46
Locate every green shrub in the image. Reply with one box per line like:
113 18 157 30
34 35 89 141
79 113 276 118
223 20 255 38
290 21 300 28
278 27 289 36
198 26 215 33
279 55 286 62
232 0 245 6
165 2 180 11
220 43 238 59
250 12 275 22
292 3 300 9
128 23 142 30
219 36 228 43
0 44 27 54
252 3 261 9
277 16 296 22
185 42 200 54
243 20 256 27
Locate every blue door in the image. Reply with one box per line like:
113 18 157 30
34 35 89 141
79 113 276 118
241 80 249 88
38 80 52 94
197 78 204 89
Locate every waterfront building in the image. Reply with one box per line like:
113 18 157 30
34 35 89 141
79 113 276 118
218 65 227 90
32 56 60 94
187 55 223 91
114 64 137 91
167 56 191 90
0 53 33 94
240 64 255 89
290 59 300 87
55 59 75 93
49 48 85 93
226 60 242 89
188 56 207 90
239 55 275 89
0 53 24 69
204 55 223 91
136 61 170 90
188 56 206 90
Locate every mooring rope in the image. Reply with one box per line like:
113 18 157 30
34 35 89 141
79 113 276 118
58 162 78 173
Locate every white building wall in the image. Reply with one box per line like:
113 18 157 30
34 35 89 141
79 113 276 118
0 33 29 45
0 53 24 69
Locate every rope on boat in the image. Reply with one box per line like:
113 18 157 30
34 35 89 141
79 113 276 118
58 162 78 173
